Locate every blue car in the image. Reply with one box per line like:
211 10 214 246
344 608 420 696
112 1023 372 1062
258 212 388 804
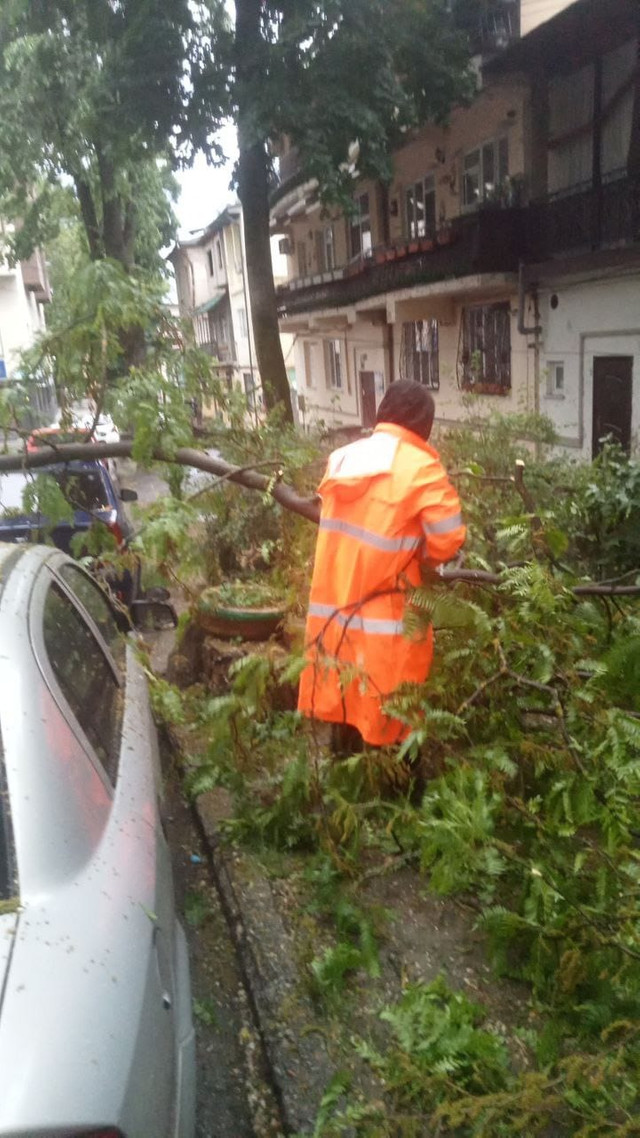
0 460 140 605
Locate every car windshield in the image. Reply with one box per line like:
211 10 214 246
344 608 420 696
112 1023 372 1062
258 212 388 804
53 469 111 512
0 468 110 515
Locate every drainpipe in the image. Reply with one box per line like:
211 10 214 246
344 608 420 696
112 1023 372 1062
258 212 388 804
518 261 543 452
517 261 541 337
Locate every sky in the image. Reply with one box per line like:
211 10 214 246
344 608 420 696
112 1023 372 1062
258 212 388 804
175 122 239 239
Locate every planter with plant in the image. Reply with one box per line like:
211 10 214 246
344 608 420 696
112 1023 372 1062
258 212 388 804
196 580 288 640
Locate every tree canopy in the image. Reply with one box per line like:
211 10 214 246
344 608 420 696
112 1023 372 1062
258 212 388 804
226 0 473 418
0 0 229 268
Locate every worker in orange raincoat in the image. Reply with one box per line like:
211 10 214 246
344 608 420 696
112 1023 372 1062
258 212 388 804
298 381 466 748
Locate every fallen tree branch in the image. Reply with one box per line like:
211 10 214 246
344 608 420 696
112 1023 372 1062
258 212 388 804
2 440 640 597
0 440 321 522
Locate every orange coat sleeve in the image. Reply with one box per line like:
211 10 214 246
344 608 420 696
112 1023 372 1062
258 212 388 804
416 464 466 567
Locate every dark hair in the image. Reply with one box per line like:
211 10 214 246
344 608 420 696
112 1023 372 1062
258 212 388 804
376 381 435 440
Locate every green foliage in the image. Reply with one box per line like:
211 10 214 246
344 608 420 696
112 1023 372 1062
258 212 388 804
0 0 223 268
184 888 213 928
232 0 473 207
306 858 383 1007
557 442 640 579
192 997 218 1028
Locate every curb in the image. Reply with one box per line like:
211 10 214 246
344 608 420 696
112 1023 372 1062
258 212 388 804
194 793 336 1137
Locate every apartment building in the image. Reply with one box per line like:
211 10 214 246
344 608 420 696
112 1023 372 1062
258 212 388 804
169 204 295 414
0 240 55 424
272 0 637 456
490 0 640 458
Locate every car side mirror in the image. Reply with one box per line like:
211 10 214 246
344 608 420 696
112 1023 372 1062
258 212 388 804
130 599 178 631
120 487 138 503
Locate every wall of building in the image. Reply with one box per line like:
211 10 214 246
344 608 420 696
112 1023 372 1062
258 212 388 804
0 266 45 379
294 317 388 429
539 274 640 458
387 81 527 240
390 290 534 423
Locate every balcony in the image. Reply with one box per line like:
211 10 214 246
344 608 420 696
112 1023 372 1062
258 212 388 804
276 206 527 317
527 176 640 262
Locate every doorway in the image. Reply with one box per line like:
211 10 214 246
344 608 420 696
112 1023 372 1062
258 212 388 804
360 371 377 428
592 355 633 457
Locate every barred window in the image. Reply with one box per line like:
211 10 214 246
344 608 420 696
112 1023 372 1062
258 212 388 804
400 320 439 390
461 303 511 393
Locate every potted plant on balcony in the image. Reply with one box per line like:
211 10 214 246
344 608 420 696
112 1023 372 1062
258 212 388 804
196 579 288 641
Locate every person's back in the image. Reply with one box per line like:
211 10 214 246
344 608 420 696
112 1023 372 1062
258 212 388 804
298 382 465 747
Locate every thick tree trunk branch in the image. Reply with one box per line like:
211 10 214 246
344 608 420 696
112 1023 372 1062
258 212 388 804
74 178 103 261
235 0 294 421
2 441 640 598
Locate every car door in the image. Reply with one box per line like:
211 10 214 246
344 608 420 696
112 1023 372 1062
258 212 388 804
32 564 178 1135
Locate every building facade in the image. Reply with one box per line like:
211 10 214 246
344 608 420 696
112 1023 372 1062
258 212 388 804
492 0 640 458
169 205 295 414
271 0 639 459
0 237 54 424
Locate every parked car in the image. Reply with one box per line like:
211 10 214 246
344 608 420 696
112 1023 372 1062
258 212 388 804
0 542 195 1137
0 459 139 606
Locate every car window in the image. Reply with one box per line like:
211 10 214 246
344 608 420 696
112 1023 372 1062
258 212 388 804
58 563 126 668
43 582 123 785
53 468 111 512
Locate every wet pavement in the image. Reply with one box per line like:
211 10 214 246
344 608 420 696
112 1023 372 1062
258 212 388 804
163 757 283 1138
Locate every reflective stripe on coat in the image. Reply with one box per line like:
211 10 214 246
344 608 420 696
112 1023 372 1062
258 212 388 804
298 421 466 746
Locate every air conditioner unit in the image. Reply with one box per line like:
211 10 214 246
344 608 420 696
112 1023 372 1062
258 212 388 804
279 237 294 255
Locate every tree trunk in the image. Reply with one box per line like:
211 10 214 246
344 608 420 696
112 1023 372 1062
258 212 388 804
235 0 294 422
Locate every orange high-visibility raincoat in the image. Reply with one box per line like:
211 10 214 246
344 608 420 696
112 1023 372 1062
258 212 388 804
298 422 466 745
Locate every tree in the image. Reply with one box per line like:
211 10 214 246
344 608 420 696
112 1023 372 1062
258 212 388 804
227 0 473 419
0 2 229 269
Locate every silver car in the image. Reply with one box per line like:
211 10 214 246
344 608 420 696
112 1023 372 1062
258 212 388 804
0 542 195 1138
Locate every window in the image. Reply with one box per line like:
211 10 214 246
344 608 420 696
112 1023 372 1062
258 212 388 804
323 225 335 271
207 249 214 276
349 193 372 259
216 239 223 269
232 225 243 272
406 176 436 239
326 340 343 390
401 320 439 390
461 303 511 392
243 371 257 412
237 307 248 338
462 138 509 209
43 582 123 783
546 360 565 398
58 563 125 667
304 342 315 389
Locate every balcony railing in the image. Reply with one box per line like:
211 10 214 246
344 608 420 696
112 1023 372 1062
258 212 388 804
527 176 640 261
277 206 527 316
